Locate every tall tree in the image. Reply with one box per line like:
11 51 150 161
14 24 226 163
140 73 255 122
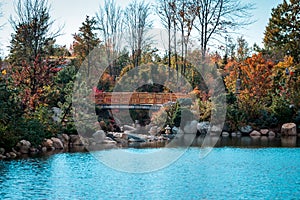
236 36 250 61
194 0 254 60
96 0 123 77
170 0 198 76
124 0 153 68
157 0 173 71
73 16 101 76
264 0 300 63
9 0 60 65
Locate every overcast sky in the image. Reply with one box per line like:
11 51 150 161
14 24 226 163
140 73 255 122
0 0 282 57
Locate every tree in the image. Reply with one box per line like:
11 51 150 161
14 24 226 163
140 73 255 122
50 44 71 57
96 0 123 77
73 16 101 76
9 0 60 65
124 0 153 68
224 53 274 119
264 0 300 63
157 0 173 71
170 0 198 76
7 57 59 113
236 36 250 61
53 65 77 131
194 0 254 60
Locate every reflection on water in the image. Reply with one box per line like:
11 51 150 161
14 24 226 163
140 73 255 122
127 136 300 149
12 136 300 160
203 136 300 148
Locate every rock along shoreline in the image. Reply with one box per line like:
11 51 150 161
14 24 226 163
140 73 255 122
0 122 299 160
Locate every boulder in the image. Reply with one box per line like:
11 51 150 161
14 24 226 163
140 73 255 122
41 147 47 152
231 132 237 137
209 125 223 136
81 137 89 146
172 126 179 135
12 148 18 154
145 124 152 132
268 131 276 137
250 130 261 137
58 134 70 148
0 148 5 155
197 122 210 135
103 137 117 144
0 154 6 159
281 123 297 136
29 147 39 154
51 137 64 149
239 125 253 135
127 134 146 142
88 138 96 144
260 129 269 136
236 131 242 136
62 134 70 142
184 120 198 134
123 125 136 131
222 132 230 137
16 140 31 154
114 137 128 145
93 130 106 143
121 133 128 140
69 135 84 146
42 139 53 149
9 152 17 158
149 126 158 136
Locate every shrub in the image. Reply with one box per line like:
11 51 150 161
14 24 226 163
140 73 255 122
250 110 278 129
270 95 293 125
172 106 195 128
151 102 178 127
20 118 52 147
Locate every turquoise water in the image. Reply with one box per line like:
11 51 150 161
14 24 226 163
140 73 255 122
0 148 300 199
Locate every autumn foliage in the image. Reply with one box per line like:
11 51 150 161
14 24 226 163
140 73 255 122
224 53 274 119
8 57 60 113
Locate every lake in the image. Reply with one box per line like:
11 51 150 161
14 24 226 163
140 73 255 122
0 146 300 199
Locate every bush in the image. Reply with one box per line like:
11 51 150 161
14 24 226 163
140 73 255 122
250 110 278 129
172 106 195 128
294 110 300 130
270 95 294 124
20 118 52 147
0 126 21 150
225 104 247 132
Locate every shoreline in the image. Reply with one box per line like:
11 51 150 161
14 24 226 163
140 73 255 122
1 134 300 161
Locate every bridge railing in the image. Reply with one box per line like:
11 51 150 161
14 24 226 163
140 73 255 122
95 92 190 105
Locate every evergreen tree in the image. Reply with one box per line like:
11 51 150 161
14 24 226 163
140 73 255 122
73 16 101 68
236 36 250 61
9 0 60 65
264 0 300 63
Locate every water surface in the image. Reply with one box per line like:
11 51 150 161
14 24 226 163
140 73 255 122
0 148 299 199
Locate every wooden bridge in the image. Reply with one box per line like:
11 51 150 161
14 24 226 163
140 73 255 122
95 92 191 110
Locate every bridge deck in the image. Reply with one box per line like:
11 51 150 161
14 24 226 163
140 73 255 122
95 92 190 109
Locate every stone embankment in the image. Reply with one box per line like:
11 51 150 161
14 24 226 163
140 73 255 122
0 122 299 160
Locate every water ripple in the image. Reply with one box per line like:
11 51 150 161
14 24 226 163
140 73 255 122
0 148 299 199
